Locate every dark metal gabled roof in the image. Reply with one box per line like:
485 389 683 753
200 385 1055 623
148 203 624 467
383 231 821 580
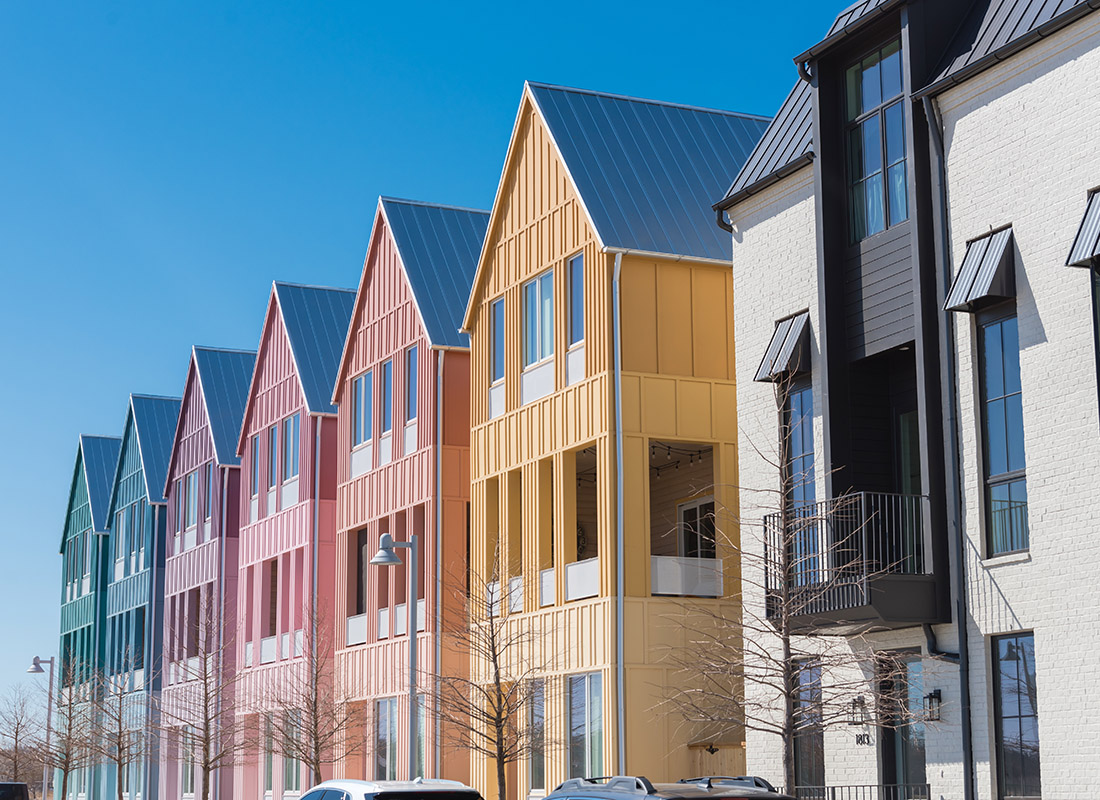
527 82 770 262
755 311 811 382
193 347 257 466
275 282 357 416
379 198 490 348
1067 190 1100 267
129 394 183 505
720 80 814 208
80 435 122 533
795 0 902 64
945 226 1016 312
919 0 1100 97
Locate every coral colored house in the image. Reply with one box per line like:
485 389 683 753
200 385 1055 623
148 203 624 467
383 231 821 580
160 346 255 800
233 282 355 800
330 197 488 782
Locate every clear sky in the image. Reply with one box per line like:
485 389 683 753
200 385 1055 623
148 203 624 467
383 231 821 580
0 1 838 698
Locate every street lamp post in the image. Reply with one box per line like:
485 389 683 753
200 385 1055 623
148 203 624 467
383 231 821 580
27 656 55 800
370 532 419 781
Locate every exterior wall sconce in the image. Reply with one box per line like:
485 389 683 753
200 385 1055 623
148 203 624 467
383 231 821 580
848 695 867 725
704 743 719 755
924 689 942 721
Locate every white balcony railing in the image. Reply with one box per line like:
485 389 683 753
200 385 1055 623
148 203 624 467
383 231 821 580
260 635 277 664
294 629 304 657
350 443 372 479
487 581 501 617
346 613 368 647
378 608 389 639
281 478 299 508
508 576 524 614
244 641 254 667
651 555 723 597
565 558 599 601
395 603 408 637
416 598 426 632
280 632 291 660
540 568 556 607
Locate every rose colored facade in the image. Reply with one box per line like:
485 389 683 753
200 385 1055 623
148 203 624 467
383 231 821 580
233 283 355 799
331 197 488 783
160 347 256 800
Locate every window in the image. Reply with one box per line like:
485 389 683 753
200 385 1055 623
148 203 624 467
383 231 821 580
116 510 127 561
414 694 426 779
251 435 260 497
567 672 602 778
136 499 146 570
266 560 279 638
375 697 398 780
491 298 505 383
353 371 373 447
993 633 1041 799
268 426 278 489
568 254 584 346
181 729 195 796
794 660 825 790
263 716 274 794
846 38 907 242
128 502 138 562
678 497 716 560
282 712 301 797
523 270 554 368
406 346 418 422
980 311 1028 555
185 470 198 529
283 414 300 482
529 680 546 791
381 360 393 434
204 463 213 521
785 383 817 584
133 606 145 670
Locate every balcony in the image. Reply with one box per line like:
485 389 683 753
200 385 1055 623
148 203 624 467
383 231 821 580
764 492 939 632
791 786 930 800
260 635 277 664
346 613 368 647
651 555 722 597
565 557 599 601
539 568 555 607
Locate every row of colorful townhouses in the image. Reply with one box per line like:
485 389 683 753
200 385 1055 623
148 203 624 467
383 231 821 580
56 1 1100 800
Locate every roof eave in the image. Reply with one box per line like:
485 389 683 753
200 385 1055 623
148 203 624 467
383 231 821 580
794 0 907 65
601 245 732 266
715 152 816 211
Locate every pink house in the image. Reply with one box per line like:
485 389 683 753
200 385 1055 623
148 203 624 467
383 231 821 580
331 197 488 782
234 282 355 800
161 346 255 800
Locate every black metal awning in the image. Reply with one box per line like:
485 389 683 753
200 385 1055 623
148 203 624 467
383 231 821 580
755 311 810 382
944 225 1015 313
1067 190 1100 268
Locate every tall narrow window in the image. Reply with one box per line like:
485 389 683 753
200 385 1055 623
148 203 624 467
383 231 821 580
263 716 274 794
136 499 146 570
354 371 373 446
251 435 260 497
523 271 554 368
529 680 546 791
281 711 301 797
381 360 393 434
980 310 1028 555
268 426 278 490
128 502 138 562
993 632 1041 799
181 729 195 796
283 414 300 481
133 606 145 671
491 298 505 383
785 383 817 584
568 254 584 346
185 470 198 529
414 694 427 779
846 38 907 242
204 462 213 521
794 660 825 790
174 479 183 534
375 697 398 780
567 672 603 778
406 346 418 422
116 510 127 561
266 560 279 638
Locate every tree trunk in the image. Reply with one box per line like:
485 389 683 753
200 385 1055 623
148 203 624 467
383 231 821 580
117 761 124 800
202 765 211 800
60 769 69 800
495 739 507 800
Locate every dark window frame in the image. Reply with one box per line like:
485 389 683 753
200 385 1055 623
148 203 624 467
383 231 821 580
992 632 1041 800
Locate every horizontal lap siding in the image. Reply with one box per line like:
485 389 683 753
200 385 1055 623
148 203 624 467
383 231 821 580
843 222 915 359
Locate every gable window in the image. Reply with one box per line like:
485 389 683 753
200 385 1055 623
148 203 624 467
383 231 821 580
491 298 505 383
185 470 198 530
567 671 602 778
116 509 127 562
523 270 554 367
282 413 300 482
353 371 373 447
136 499 146 570
568 254 584 346
251 435 260 497
846 38 907 242
268 426 278 489
204 462 213 522
406 346 418 422
381 360 393 435
979 309 1028 555
993 632 1041 799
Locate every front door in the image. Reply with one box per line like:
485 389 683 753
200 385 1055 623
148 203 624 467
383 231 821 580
880 655 927 794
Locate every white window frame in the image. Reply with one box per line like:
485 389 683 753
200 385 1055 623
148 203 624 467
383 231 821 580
522 270 554 369
282 414 300 483
353 370 373 447
567 253 584 348
491 297 506 385
677 495 716 559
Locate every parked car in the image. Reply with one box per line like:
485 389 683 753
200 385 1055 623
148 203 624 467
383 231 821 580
677 777 780 793
0 783 30 800
545 776 793 800
299 778 484 800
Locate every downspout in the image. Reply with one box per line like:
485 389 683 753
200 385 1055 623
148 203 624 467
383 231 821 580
434 349 444 778
611 252 626 774
923 93 975 800
311 416 322 787
148 502 163 800
215 464 229 800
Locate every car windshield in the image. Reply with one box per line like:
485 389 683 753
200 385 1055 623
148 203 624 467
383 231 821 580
0 786 28 800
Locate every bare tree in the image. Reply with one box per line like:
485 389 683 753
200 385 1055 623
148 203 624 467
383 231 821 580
91 655 155 800
431 558 553 800
661 372 939 793
157 591 252 800
263 605 363 788
43 659 94 800
0 685 44 786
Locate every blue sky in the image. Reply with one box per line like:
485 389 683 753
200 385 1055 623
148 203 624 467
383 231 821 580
0 1 838 696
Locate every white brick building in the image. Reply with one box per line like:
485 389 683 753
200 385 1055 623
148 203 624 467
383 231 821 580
718 2 1100 799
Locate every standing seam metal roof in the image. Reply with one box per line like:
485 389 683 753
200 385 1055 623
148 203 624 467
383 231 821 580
128 395 183 505
945 226 1015 312
275 282 357 416
80 435 123 534
379 198 490 349
1068 190 1100 267
526 82 770 262
193 347 257 467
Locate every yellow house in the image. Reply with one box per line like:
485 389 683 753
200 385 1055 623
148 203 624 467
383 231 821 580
460 82 770 799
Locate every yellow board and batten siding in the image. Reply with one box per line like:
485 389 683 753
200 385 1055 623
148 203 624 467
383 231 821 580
466 91 744 800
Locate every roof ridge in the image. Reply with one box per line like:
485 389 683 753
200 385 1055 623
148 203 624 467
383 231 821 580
273 280 356 293
379 196 490 215
193 345 257 355
79 433 122 442
130 392 183 401
525 80 772 121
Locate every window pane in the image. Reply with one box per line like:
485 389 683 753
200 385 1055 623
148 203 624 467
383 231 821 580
884 102 905 165
540 272 554 359
1002 316 1021 395
888 163 908 226
252 435 260 495
860 116 882 178
847 125 864 184
569 255 584 345
850 180 868 241
492 299 505 381
588 673 603 776
354 376 364 445
382 361 393 432
983 321 1005 400
985 398 1008 476
568 676 585 778
845 63 862 121
864 173 885 237
363 372 373 439
268 427 278 488
1005 393 1025 473
407 346 418 421
861 52 882 111
524 282 537 367
880 39 902 100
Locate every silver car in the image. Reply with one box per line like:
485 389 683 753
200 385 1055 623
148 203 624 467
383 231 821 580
299 778 484 800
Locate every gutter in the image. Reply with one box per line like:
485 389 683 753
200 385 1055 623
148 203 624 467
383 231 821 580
311 415 322 786
714 153 816 213
922 93 975 800
601 245 731 268
434 349 445 778
215 464 230 800
611 253 627 773
913 1 1100 100
792 0 907 65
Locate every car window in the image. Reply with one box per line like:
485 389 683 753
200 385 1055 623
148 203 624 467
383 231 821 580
321 792 348 800
300 791 327 800
0 786 29 800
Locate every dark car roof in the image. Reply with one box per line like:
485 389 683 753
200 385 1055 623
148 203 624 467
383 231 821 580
546 778 791 800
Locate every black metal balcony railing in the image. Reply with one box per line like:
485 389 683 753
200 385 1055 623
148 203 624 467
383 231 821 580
764 492 930 618
791 786 931 800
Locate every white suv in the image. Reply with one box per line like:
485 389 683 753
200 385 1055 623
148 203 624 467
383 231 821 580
300 779 484 800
